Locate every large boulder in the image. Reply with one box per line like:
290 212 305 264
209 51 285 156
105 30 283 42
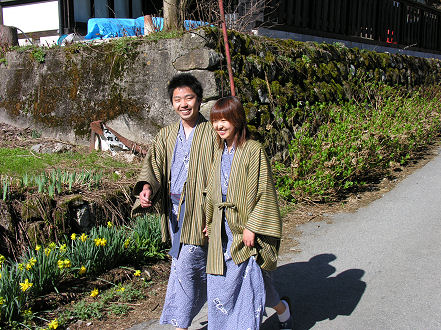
0 25 18 46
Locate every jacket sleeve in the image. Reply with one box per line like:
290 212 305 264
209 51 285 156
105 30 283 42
204 162 215 237
245 144 282 239
133 131 166 200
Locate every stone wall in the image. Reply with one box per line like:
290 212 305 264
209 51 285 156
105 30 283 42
1 27 441 155
0 30 222 145
208 30 441 160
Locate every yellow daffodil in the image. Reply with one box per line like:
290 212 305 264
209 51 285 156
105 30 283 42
134 270 141 277
80 233 88 242
44 248 51 256
48 318 59 329
117 287 125 292
71 233 77 240
107 221 113 228
90 288 99 297
0 273 2 279
22 308 32 318
94 237 107 247
124 239 130 248
48 242 56 249
59 244 67 253
79 266 86 275
57 260 64 269
63 259 71 268
19 279 33 292
35 245 41 251
29 257 37 266
18 263 24 271
0 254 5 265
25 257 37 271
0 297 4 305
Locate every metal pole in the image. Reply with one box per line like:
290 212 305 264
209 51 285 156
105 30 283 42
218 0 236 96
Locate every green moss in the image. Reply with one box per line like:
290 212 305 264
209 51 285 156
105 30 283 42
21 195 54 222
26 221 47 247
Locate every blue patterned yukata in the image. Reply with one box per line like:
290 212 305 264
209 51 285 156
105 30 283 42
207 144 266 330
160 121 208 328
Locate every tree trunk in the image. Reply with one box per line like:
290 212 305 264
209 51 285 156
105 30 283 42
164 0 179 31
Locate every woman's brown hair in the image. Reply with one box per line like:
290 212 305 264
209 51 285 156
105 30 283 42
210 96 249 149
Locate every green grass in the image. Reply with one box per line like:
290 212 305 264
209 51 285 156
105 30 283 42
0 148 137 177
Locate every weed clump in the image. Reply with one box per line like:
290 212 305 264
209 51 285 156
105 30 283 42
273 83 441 201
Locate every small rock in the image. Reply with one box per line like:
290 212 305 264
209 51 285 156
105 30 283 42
52 142 72 153
30 144 43 153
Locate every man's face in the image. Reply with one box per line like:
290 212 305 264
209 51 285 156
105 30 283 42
172 86 201 125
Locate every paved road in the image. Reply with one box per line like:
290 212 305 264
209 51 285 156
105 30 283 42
130 147 441 330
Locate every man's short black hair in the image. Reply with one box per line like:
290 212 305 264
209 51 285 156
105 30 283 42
167 73 203 103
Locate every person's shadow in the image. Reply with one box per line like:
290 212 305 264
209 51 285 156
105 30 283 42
262 253 366 330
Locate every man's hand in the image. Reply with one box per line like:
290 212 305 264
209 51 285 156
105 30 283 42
139 184 153 208
243 228 255 247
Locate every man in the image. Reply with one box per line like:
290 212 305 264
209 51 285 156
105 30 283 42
132 73 217 330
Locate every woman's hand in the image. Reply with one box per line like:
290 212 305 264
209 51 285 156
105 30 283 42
243 228 255 247
203 226 209 237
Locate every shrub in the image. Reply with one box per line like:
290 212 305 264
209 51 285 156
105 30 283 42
274 83 441 201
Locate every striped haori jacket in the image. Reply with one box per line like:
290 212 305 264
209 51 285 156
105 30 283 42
205 139 282 275
132 114 217 246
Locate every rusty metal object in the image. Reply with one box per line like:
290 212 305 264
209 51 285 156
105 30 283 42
89 120 148 156
218 0 236 97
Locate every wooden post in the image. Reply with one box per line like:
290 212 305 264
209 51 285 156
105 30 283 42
108 0 115 18
0 4 3 25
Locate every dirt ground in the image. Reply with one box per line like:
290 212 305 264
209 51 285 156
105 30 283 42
1 123 440 329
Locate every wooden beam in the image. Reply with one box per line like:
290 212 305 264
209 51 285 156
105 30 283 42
17 29 58 39
0 4 3 25
0 0 57 5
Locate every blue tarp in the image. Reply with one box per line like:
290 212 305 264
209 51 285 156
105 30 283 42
84 16 210 40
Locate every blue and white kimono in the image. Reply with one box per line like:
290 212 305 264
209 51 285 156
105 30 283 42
159 122 208 328
207 144 268 330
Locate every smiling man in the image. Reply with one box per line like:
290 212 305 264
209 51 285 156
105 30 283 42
132 73 217 330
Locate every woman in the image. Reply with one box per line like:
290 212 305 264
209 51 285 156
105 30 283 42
204 96 293 330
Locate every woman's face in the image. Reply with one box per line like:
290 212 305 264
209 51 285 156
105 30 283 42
212 118 236 146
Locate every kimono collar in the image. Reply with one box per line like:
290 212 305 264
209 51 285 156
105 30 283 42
223 141 235 154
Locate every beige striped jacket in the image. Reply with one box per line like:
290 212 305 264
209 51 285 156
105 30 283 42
205 139 282 275
132 114 217 246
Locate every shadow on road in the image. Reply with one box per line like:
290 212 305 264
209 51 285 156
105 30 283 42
262 253 366 330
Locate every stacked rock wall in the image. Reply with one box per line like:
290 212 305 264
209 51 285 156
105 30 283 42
0 28 440 157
